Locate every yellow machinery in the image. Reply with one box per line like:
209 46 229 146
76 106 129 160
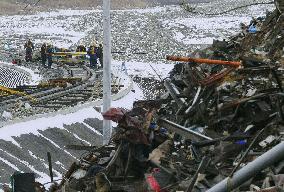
38 77 82 88
52 52 88 64
0 85 37 102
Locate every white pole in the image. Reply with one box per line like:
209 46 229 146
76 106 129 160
103 0 112 145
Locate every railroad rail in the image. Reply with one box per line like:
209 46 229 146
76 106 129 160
0 62 123 120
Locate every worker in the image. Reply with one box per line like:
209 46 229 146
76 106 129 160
46 44 54 69
97 44 103 68
87 44 98 69
76 43 87 62
40 43 47 67
24 39 34 62
76 44 86 52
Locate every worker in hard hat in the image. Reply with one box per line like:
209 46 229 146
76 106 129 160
24 39 34 62
40 43 47 67
76 41 86 52
87 43 98 69
97 44 103 68
46 44 54 69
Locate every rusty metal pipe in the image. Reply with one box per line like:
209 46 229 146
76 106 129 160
166 56 241 68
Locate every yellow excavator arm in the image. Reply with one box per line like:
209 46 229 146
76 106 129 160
0 85 37 103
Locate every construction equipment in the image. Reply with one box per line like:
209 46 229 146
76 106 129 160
38 77 82 88
0 85 36 102
52 52 87 57
52 52 88 65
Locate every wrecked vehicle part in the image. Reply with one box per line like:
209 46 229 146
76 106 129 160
207 142 284 192
219 92 274 111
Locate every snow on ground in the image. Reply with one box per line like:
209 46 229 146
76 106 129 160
112 82 144 109
0 151 51 184
0 59 150 147
0 10 96 49
115 5 180 14
0 72 144 185
0 0 275 145
0 2 275 63
0 107 102 143
168 16 253 45
112 60 174 80
0 1 276 186
164 3 274 45
0 63 144 141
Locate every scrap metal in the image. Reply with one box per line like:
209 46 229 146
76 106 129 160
157 118 212 141
9 5 283 192
166 55 242 68
207 142 284 192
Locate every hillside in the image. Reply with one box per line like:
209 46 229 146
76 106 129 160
0 0 211 15
0 0 22 15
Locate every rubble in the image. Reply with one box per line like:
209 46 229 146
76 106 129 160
3 2 284 192
49 7 283 192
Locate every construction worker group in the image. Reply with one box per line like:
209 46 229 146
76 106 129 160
85 43 103 69
24 39 103 69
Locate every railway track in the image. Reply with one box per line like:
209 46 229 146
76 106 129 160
0 63 122 120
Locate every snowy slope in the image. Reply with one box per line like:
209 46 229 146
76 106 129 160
0 2 275 64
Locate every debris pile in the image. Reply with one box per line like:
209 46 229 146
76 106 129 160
5 5 284 192
43 8 284 192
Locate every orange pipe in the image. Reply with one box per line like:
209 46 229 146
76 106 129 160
166 56 241 68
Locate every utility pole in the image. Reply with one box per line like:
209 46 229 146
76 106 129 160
103 0 112 145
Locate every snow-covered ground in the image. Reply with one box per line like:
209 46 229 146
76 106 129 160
0 71 144 185
0 107 103 144
112 60 174 80
0 2 275 63
0 0 276 187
